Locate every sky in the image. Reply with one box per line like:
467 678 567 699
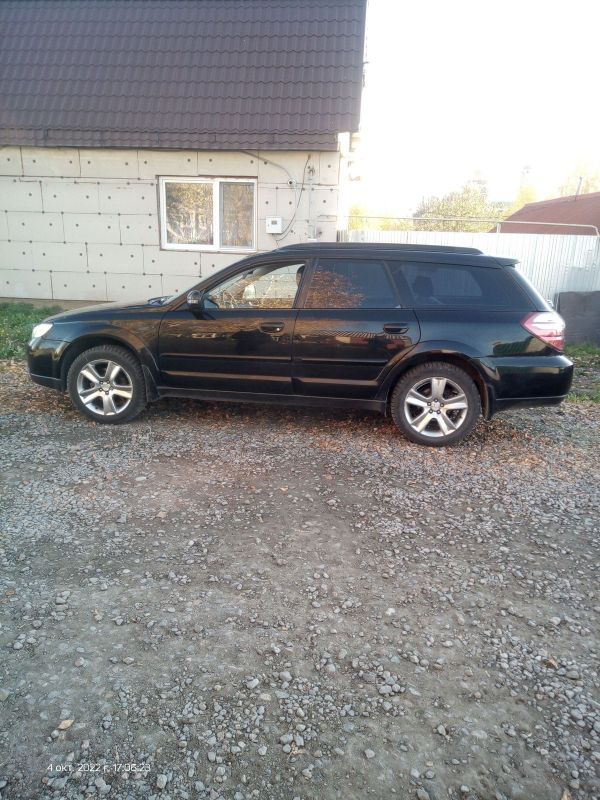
348 0 600 216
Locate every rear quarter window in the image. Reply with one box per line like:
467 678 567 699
389 261 531 309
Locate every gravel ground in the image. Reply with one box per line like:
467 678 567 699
0 362 599 800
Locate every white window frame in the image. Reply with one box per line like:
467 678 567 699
159 176 257 253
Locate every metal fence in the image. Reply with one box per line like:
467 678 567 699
338 226 600 302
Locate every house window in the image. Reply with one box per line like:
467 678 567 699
159 177 256 251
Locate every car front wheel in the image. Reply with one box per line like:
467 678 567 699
67 345 147 424
390 362 480 446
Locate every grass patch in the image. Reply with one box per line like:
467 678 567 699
567 391 600 403
565 343 600 403
566 343 600 360
0 302 63 359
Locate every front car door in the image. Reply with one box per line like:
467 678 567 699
292 257 420 399
158 260 306 394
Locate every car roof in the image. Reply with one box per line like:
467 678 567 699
268 242 517 268
277 242 484 255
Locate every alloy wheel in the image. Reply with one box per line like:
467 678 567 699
403 376 469 438
76 359 133 417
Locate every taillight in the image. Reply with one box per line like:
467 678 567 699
521 311 565 351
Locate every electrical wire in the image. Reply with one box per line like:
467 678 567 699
274 154 311 246
240 150 312 247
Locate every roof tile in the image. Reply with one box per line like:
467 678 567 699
0 0 366 151
501 193 600 235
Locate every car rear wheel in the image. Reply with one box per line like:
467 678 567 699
390 362 480 446
67 345 147 424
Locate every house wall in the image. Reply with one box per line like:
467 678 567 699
0 146 339 301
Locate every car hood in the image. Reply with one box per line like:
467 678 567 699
46 297 172 323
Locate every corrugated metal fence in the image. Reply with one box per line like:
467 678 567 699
338 228 600 302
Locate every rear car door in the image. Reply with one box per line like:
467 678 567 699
158 261 306 393
292 257 420 399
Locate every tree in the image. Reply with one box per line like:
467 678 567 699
347 204 413 231
507 184 537 216
347 204 369 230
558 165 600 197
412 184 503 232
378 217 413 231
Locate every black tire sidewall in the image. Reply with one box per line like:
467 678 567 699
391 363 480 446
67 345 147 424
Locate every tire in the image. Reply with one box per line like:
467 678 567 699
390 362 480 447
67 345 147 424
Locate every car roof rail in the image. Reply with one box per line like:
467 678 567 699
275 242 484 255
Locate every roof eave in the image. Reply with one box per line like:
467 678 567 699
0 127 342 152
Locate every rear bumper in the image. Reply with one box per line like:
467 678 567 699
491 394 569 414
479 354 574 417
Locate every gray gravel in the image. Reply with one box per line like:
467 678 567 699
0 362 599 800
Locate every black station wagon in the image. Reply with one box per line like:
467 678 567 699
28 243 573 446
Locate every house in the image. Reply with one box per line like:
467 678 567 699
0 0 366 302
500 192 600 235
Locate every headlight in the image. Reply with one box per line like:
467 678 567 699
31 322 53 339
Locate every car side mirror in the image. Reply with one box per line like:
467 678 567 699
187 290 203 308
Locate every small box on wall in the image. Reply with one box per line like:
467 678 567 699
265 217 283 235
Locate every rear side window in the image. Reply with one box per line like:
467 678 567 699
304 259 397 309
389 261 529 309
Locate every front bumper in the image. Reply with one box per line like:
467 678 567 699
27 338 69 391
30 372 63 390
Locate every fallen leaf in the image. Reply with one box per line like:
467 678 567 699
58 719 74 730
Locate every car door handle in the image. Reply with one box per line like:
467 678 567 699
383 323 409 334
259 322 285 333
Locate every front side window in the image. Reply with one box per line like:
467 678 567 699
160 177 256 251
206 263 305 310
304 259 397 309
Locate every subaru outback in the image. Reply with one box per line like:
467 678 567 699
28 243 573 446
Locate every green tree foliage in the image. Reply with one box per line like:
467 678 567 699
558 166 600 197
347 204 413 231
378 217 413 231
507 184 537 216
347 204 369 230
413 184 503 232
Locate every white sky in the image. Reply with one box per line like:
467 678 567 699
349 0 600 216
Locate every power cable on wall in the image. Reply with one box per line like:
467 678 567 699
242 150 312 247
273 154 311 246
